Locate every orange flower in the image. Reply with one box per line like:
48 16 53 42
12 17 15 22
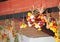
41 19 45 22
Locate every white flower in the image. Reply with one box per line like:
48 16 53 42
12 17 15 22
30 15 34 19
31 19 35 22
28 22 32 27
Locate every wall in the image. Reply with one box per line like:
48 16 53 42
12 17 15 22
0 0 59 16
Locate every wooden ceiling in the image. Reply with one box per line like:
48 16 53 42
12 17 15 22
0 0 59 16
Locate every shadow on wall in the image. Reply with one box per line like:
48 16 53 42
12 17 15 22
0 7 59 20
0 0 8 2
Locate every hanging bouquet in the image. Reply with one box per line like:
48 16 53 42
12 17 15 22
6 35 10 42
26 12 46 31
0 25 4 34
20 21 27 28
14 33 18 42
0 25 4 40
49 18 58 33
57 28 60 39
26 12 35 27
2 32 10 42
